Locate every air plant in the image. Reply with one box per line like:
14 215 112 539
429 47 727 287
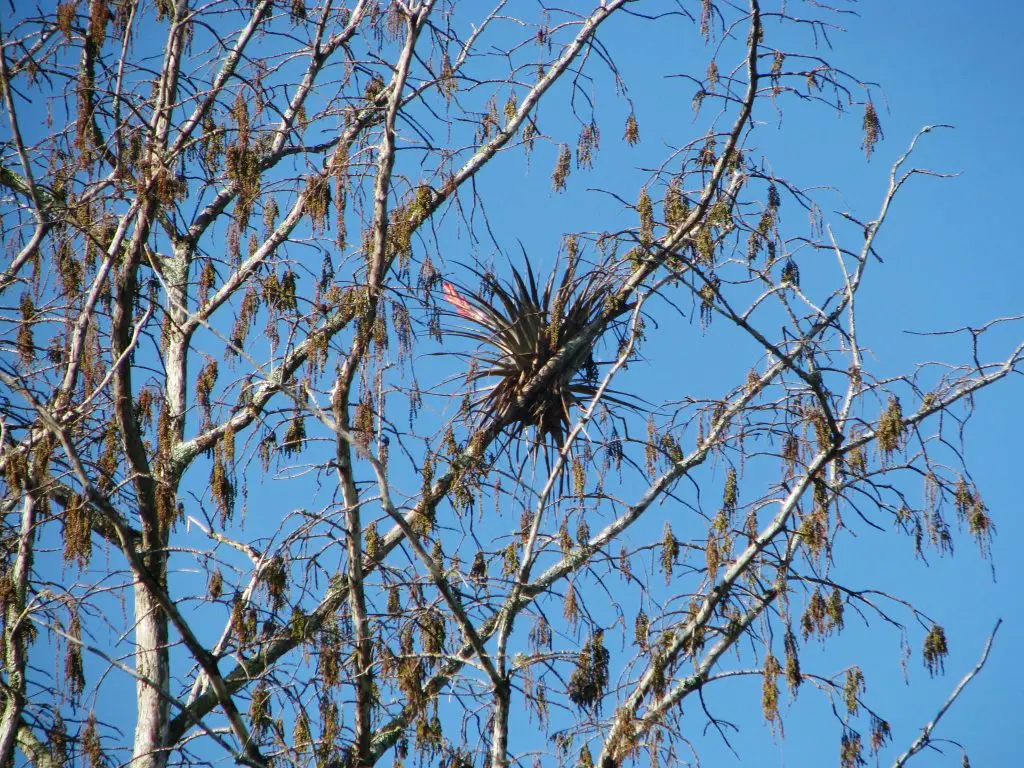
443 252 629 452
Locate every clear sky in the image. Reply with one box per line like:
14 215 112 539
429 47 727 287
10 1 1023 765
797 3 1024 763
455 1 1024 764
729 2 1022 763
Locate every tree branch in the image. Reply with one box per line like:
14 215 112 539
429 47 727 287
891 620 1002 768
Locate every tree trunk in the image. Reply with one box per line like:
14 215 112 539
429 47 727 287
132 574 170 768
0 495 34 766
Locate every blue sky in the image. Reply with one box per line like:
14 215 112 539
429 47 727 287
821 4 1024 763
10 1 1024 765
453 1 1024 764
724 2 1019 763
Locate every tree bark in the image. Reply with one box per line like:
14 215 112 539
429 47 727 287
132 582 171 768
0 495 35 766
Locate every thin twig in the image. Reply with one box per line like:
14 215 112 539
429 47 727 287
891 619 1002 768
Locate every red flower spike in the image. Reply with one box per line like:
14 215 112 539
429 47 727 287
443 281 489 324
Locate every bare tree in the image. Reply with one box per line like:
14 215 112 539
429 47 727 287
0 2 1017 767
